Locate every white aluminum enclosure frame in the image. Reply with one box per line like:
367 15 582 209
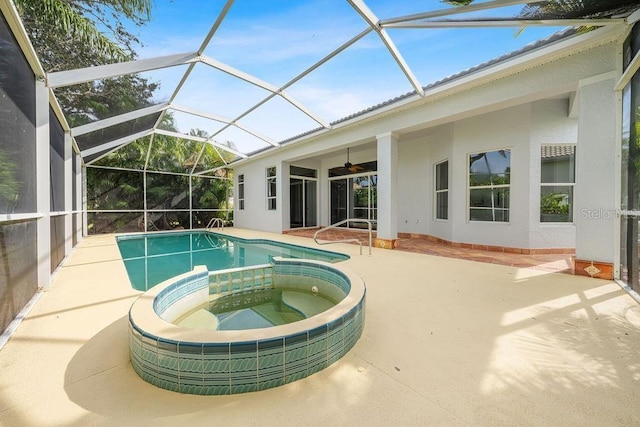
45 0 631 166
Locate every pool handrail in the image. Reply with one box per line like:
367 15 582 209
206 217 224 231
313 218 372 256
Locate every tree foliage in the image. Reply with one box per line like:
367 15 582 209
519 0 640 19
15 0 157 126
15 0 150 62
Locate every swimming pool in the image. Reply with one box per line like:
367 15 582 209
116 231 349 291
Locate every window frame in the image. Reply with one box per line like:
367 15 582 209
266 167 277 211
467 149 511 223
540 144 576 223
434 159 449 221
238 174 245 210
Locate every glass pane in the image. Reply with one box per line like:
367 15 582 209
331 179 347 225
87 212 143 234
267 198 277 210
351 176 370 226
146 173 189 210
436 161 448 191
470 188 510 209
541 185 573 222
370 175 377 227
86 168 144 210
436 192 448 220
289 178 303 228
469 150 511 186
290 165 317 178
0 220 37 334
541 145 575 183
470 208 509 222
619 55 640 291
268 178 276 197
469 187 509 222
305 180 317 227
267 167 276 177
192 176 229 209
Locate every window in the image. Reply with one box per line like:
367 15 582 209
238 174 245 210
434 160 448 220
468 149 510 222
540 145 575 222
266 167 276 210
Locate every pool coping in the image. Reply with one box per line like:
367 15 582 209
128 258 365 344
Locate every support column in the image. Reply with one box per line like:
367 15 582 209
64 133 73 255
280 160 290 232
573 76 617 279
375 132 399 249
74 152 83 243
82 164 88 237
35 80 51 289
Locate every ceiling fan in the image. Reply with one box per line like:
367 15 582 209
338 148 364 173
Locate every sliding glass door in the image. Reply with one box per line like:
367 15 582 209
620 25 640 292
289 166 317 228
329 174 377 229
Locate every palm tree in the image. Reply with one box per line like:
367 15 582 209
14 0 151 62
16 0 157 128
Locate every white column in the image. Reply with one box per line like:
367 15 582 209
82 165 88 237
280 160 290 231
74 153 83 242
64 133 73 254
574 76 617 269
376 132 399 241
35 80 51 290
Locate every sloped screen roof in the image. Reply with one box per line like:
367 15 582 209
38 0 640 172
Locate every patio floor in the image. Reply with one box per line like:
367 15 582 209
0 228 639 426
285 228 573 274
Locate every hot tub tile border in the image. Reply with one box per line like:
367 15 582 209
129 260 365 395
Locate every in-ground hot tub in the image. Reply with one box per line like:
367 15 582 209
128 258 366 395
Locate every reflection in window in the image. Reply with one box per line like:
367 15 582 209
540 145 575 222
266 167 276 210
238 174 245 210
468 150 510 222
330 174 377 229
435 160 448 220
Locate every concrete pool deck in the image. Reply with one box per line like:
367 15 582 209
1 228 639 426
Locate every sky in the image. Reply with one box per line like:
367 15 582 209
117 0 566 154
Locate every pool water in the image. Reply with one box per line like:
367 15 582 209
175 287 339 330
116 231 349 291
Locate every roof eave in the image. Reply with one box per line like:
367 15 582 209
231 23 627 168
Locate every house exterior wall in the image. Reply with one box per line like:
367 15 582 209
233 39 618 252
528 99 578 249
234 157 284 234
394 99 578 249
